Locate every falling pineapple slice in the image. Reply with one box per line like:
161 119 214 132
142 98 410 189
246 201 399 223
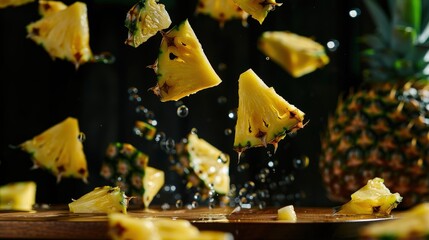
258 31 330 78
26 1 93 68
149 19 222 102
20 117 88 182
124 0 172 48
336 177 402 216
38 0 67 17
0 181 36 211
195 0 249 28
0 0 34 8
233 69 305 155
68 186 129 214
360 202 429 239
232 0 282 24
142 167 164 208
108 213 234 240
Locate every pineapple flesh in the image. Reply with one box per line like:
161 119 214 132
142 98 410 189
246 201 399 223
232 0 282 24
149 19 222 102
68 186 128 214
277 205 297 222
233 69 305 155
195 0 249 28
38 0 67 17
20 117 88 182
258 31 330 78
124 0 172 48
0 181 37 211
0 0 34 8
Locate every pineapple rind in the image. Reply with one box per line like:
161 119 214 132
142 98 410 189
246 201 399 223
232 0 282 24
68 186 128 214
151 19 222 102
0 181 36 211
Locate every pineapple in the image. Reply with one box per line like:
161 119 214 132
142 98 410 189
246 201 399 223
108 213 234 240
319 0 429 208
68 186 129 214
0 0 34 8
233 69 305 156
124 0 172 48
100 142 164 208
26 1 93 68
360 202 429 239
134 120 157 141
149 19 222 102
38 0 67 16
195 0 249 28
0 181 36 211
20 117 88 182
232 0 282 24
335 178 402 215
277 205 297 222
258 31 330 78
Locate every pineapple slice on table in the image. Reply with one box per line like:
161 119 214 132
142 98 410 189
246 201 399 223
124 0 172 48
0 181 36 211
38 0 67 17
277 205 297 222
232 0 282 24
20 117 88 182
195 0 249 28
360 202 429 239
68 186 129 214
336 178 402 216
0 0 34 8
149 19 222 102
26 1 93 68
233 69 305 156
258 31 330 78
108 213 234 240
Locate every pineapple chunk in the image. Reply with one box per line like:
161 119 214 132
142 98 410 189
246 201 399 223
68 186 128 214
360 202 429 239
195 0 249 28
258 31 330 78
26 1 93 68
233 69 305 155
108 213 234 240
124 0 172 48
20 117 88 182
232 0 282 24
143 167 164 208
0 181 36 211
0 0 34 8
277 205 297 222
336 177 402 215
149 19 222 102
38 0 67 17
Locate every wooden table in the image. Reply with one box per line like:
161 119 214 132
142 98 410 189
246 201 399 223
0 205 394 240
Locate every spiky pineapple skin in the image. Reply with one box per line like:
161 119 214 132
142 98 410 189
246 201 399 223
320 81 429 208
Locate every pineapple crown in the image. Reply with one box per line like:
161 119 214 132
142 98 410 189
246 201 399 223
361 0 429 82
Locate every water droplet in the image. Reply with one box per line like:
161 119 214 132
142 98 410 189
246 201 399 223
191 201 199 208
224 128 233 136
237 163 249 172
155 132 166 143
93 52 115 64
265 57 270 61
175 199 183 208
161 203 170 210
349 8 361 18
193 192 201 201
228 109 237 119
129 93 141 103
77 132 86 142
128 87 138 95
244 181 255 189
177 105 189 118
217 153 229 164
160 138 175 154
218 62 227 71
258 201 266 209
217 96 227 104
135 105 147 114
293 155 309 169
238 188 247 197
326 39 340 52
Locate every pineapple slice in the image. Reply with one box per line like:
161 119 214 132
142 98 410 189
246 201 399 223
68 186 128 214
149 19 222 102
0 0 34 8
258 31 330 78
0 181 36 211
336 177 402 215
277 205 297 222
232 0 282 24
360 202 429 239
38 0 67 17
20 117 88 182
233 69 305 155
26 1 93 68
195 0 249 28
108 213 234 240
124 0 172 48
142 167 164 208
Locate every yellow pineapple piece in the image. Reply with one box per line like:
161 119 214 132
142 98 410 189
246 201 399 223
336 177 402 215
68 186 128 214
142 167 164 208
20 117 88 182
38 0 67 17
258 31 330 78
0 0 34 8
277 205 297 222
233 69 305 156
0 181 36 211
149 19 222 102
26 1 93 68
124 0 172 48
195 0 249 28
232 0 282 24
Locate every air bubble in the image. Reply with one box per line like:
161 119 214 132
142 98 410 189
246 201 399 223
349 8 361 18
228 109 237 119
128 87 138 95
237 163 249 172
217 96 227 104
175 200 183 208
129 94 141 103
177 105 189 118
265 57 270 61
77 132 86 142
327 39 340 52
293 155 309 169
224 128 232 136
154 132 166 143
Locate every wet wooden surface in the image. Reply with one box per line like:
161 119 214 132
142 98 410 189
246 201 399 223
0 206 395 240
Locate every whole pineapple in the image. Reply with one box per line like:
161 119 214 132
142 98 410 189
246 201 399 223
319 0 429 208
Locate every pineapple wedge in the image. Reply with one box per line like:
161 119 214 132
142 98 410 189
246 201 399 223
277 205 297 222
336 177 402 215
0 0 34 8
38 0 67 16
124 0 172 48
232 0 282 24
258 31 330 78
20 117 88 182
142 167 164 208
233 69 305 155
0 181 36 211
68 186 128 214
149 19 222 102
195 0 249 28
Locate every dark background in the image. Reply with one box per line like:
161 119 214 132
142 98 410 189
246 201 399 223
1 0 371 207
